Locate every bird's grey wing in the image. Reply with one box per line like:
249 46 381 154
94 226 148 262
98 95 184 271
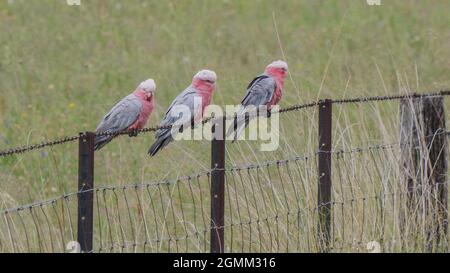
149 86 197 156
241 76 276 107
155 87 197 138
227 76 276 140
96 94 143 134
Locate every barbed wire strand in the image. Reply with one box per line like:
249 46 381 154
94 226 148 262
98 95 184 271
2 90 450 158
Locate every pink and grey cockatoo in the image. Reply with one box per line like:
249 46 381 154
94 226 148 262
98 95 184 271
148 69 217 156
227 60 288 141
94 79 156 150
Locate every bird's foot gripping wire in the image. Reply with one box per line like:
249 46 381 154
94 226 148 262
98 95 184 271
128 130 138 137
256 108 272 118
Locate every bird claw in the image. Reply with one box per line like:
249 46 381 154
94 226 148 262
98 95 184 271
128 131 138 137
266 110 272 118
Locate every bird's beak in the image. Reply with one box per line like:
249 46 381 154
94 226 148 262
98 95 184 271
146 92 153 100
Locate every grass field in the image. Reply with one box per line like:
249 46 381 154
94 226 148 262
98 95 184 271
1 0 450 252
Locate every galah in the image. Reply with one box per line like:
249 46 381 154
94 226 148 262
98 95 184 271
94 79 156 150
226 60 288 141
148 69 217 156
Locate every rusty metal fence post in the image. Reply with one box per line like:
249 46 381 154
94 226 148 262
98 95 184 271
77 132 95 253
318 99 332 252
210 116 226 253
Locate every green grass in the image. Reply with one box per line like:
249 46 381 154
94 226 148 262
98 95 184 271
0 0 450 252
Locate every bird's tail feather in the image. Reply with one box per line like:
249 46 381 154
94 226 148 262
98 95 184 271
94 135 112 151
226 112 251 143
225 117 238 140
232 121 248 143
226 107 243 140
148 134 173 156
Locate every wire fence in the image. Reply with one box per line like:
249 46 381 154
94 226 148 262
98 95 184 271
2 90 450 158
1 143 448 252
1 90 450 253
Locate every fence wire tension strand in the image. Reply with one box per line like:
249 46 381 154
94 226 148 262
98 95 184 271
1 90 450 253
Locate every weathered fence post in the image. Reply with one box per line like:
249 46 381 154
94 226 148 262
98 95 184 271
400 96 448 251
77 132 95 253
210 116 226 253
318 99 332 252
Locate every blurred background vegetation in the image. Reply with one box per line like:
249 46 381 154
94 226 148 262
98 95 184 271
0 0 449 207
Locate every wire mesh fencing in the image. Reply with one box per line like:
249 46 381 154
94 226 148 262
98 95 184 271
94 172 213 253
1 193 78 253
0 145 448 253
1 91 450 252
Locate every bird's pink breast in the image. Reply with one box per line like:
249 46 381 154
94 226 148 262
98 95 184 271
192 79 214 113
192 82 214 122
199 92 212 112
129 91 154 130
136 99 154 128
267 77 284 109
